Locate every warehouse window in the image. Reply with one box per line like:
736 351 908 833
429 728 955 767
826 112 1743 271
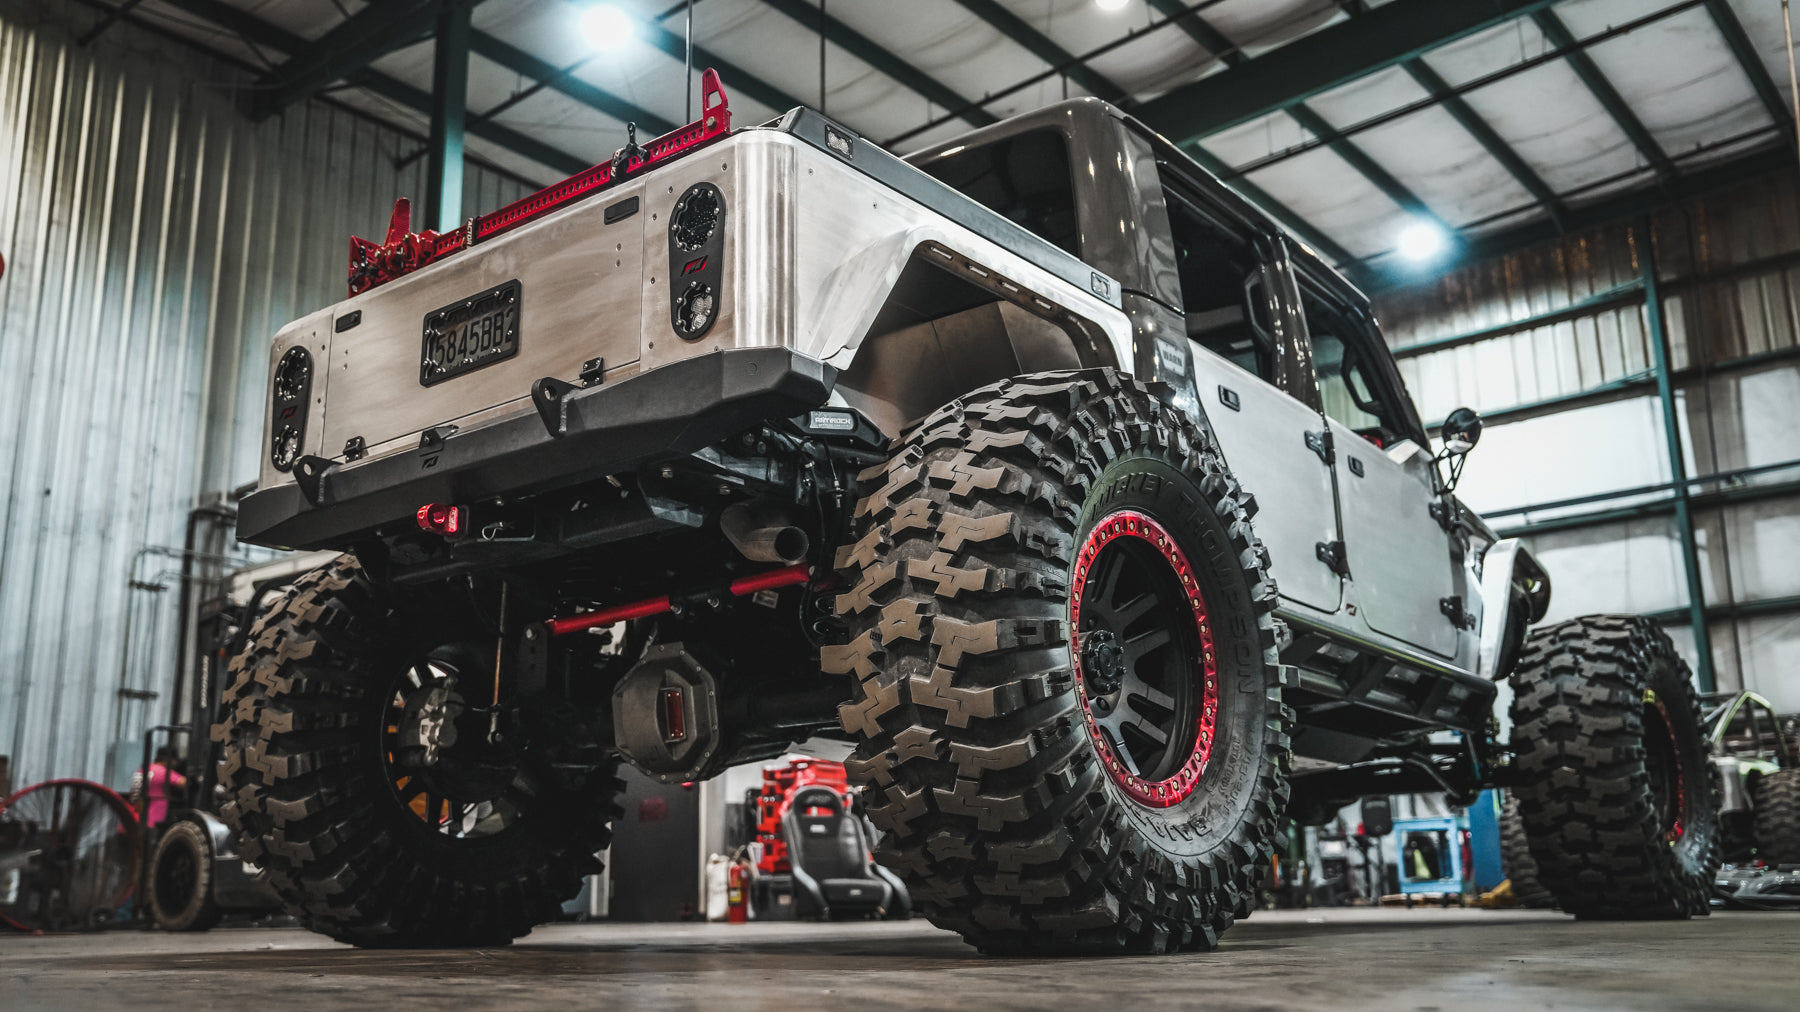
916 129 1080 257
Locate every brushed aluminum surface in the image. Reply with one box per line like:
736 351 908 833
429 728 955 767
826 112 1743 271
260 128 1135 494
309 177 652 471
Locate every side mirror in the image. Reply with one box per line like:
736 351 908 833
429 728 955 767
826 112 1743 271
1440 407 1483 453
1433 407 1482 493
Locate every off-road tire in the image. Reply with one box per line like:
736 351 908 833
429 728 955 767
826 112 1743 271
147 819 223 931
1510 615 1719 918
214 555 624 947
824 369 1290 954
1751 768 1800 866
1497 796 1554 909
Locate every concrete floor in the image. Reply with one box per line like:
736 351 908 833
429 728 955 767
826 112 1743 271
3 908 1796 1010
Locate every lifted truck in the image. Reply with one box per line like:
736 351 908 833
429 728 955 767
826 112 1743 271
218 73 1720 953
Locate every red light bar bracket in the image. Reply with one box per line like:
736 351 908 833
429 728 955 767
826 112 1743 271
348 69 734 296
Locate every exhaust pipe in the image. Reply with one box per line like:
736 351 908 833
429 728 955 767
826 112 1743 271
720 502 810 565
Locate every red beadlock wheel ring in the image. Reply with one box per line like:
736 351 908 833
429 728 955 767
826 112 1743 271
1069 509 1219 809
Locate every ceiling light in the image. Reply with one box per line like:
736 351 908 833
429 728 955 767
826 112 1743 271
1096 0 1130 10
1396 220 1448 262
579 4 636 51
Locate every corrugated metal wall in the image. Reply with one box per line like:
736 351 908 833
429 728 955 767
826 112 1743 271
1374 172 1800 710
0 5 533 788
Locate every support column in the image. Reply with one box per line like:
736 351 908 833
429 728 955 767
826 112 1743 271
427 0 472 233
1638 215 1715 691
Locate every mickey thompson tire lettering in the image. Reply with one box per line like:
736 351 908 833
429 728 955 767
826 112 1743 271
823 369 1291 954
1509 615 1721 918
212 555 624 947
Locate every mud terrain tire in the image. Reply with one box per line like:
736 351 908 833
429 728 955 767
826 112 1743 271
214 555 623 947
825 369 1290 954
1752 768 1800 866
1498 796 1554 908
1510 615 1719 918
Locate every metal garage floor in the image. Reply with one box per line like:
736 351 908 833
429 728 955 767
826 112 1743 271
3 908 1796 1009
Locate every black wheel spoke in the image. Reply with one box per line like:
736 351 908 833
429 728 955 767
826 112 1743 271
1122 626 1171 667
1111 592 1157 630
1121 711 1172 750
1125 677 1176 715
1095 554 1127 610
1098 723 1139 775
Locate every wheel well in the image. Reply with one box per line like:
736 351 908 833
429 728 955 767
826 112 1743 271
834 250 1116 435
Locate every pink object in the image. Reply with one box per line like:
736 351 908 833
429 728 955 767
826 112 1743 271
137 763 187 826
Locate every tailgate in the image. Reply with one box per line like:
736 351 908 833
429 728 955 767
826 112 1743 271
316 177 649 462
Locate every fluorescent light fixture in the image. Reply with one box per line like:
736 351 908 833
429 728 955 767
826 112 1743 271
1396 220 1448 262
1096 0 1130 10
580 4 636 51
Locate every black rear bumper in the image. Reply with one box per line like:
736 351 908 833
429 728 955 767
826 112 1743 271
238 348 837 550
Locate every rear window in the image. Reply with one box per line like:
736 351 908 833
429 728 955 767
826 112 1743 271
915 129 1080 257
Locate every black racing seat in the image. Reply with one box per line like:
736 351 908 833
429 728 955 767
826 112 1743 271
782 786 910 920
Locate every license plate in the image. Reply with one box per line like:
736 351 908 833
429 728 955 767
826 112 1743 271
419 280 521 386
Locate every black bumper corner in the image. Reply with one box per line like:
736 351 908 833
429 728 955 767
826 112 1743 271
238 347 838 550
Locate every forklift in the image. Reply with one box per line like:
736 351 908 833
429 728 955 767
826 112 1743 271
139 549 335 930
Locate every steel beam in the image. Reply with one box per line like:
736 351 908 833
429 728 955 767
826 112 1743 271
250 0 465 121
1532 10 1675 181
1644 593 1800 626
1148 1 1452 248
950 0 1369 267
1212 2 1704 184
158 0 589 176
427 1 472 233
1332 0 1561 219
1705 0 1795 141
1399 59 1567 227
1137 0 1560 145
1283 104 1448 228
757 0 997 128
468 33 675 135
1391 281 1645 357
1185 145 1360 269
634 21 807 114
77 0 149 45
947 0 1128 103
1364 146 1791 290
1638 215 1714 691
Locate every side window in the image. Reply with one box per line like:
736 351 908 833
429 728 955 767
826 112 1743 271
915 129 1080 257
1164 192 1275 381
1302 289 1404 446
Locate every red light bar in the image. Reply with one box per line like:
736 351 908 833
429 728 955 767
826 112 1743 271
348 69 734 296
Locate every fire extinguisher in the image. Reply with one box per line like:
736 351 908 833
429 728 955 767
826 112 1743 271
727 858 750 924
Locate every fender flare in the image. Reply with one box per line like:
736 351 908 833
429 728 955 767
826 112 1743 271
1477 538 1552 681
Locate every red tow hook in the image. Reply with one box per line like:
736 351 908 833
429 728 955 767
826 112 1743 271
546 562 814 637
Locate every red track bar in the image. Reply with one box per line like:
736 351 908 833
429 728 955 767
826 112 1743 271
547 563 812 638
